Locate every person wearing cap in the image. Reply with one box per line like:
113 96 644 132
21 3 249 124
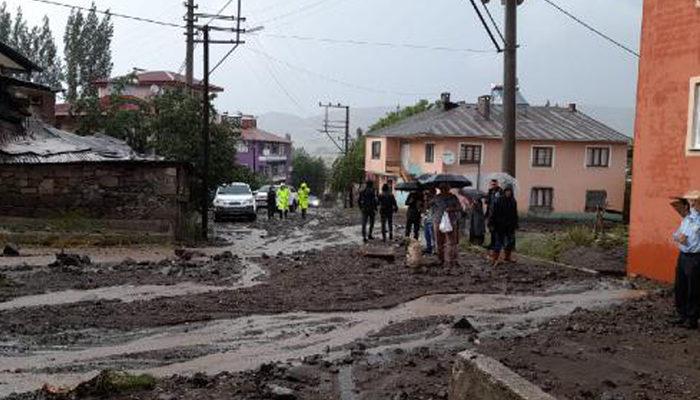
673 190 700 329
489 184 519 265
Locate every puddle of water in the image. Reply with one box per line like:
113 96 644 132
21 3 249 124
0 288 645 396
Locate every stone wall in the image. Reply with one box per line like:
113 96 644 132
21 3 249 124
0 161 190 236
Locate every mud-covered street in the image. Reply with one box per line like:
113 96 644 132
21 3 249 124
0 209 670 399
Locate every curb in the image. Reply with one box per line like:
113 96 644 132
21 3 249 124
449 350 557 400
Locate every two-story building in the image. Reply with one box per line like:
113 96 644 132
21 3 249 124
233 115 293 183
628 0 700 282
365 93 630 215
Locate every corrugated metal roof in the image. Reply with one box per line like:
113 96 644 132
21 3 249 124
242 128 291 144
0 118 161 164
366 104 630 143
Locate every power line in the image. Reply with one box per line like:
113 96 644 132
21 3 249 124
256 33 494 54
247 46 439 97
542 0 640 58
255 0 336 25
28 0 184 28
481 1 505 43
248 42 308 115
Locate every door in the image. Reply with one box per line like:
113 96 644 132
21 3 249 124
400 143 411 171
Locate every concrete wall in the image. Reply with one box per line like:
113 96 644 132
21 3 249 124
449 350 556 400
0 161 190 237
628 0 700 282
366 136 627 214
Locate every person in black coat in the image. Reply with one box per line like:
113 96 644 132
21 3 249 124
358 181 378 242
267 186 277 220
405 191 423 240
489 184 518 265
378 183 399 241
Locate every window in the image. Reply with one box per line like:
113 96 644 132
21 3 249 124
532 146 553 167
236 141 249 153
586 147 610 167
690 80 700 151
425 143 435 163
530 187 554 211
371 140 382 160
459 144 482 165
585 190 608 212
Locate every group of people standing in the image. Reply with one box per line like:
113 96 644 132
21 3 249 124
266 183 311 220
358 178 519 267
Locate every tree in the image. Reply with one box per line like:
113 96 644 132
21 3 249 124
63 3 113 100
10 7 30 56
0 2 11 44
368 99 431 132
330 139 365 206
33 16 63 88
291 148 328 195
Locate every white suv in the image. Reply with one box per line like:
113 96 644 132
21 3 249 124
213 183 257 221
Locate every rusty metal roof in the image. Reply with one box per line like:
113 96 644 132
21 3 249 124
0 118 161 164
366 103 630 143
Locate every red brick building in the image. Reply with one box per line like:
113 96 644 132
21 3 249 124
628 0 700 282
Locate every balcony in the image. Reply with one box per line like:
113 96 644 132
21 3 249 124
258 154 288 162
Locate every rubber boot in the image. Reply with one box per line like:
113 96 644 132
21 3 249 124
504 250 515 263
490 251 501 266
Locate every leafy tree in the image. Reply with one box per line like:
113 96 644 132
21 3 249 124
0 3 11 43
368 99 431 132
63 3 112 100
330 139 365 206
291 148 328 195
33 16 63 88
10 6 30 56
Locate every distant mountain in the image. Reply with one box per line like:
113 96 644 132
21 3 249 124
257 107 394 154
257 104 636 157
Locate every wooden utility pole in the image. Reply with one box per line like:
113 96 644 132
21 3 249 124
184 0 197 86
194 1 246 240
501 0 518 177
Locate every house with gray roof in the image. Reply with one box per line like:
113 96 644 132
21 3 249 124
365 93 630 215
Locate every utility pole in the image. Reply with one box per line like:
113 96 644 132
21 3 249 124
184 0 197 87
319 102 352 207
194 1 246 240
501 0 518 177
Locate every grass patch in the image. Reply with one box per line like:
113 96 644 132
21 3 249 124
75 370 157 397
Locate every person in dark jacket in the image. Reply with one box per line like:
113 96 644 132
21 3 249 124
405 191 423 240
469 195 486 245
489 184 518 265
267 186 277 220
378 184 399 242
485 179 502 249
358 181 378 242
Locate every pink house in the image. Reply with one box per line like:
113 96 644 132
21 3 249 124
365 94 630 215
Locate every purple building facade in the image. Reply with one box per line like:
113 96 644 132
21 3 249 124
234 115 292 183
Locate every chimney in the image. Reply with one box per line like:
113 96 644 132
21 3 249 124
477 95 491 120
441 92 451 110
568 103 577 112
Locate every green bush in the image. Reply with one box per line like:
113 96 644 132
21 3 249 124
565 225 595 247
75 370 156 397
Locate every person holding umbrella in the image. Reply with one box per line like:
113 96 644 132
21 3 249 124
673 190 700 329
432 183 463 267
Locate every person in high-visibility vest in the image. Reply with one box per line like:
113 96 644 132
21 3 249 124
298 182 311 219
276 184 290 219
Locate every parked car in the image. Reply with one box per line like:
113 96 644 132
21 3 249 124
309 195 321 208
213 183 256 221
254 185 299 212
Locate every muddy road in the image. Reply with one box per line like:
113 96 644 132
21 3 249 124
0 209 646 399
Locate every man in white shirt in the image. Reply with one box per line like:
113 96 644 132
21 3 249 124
673 190 700 329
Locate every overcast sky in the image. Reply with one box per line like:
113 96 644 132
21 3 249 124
8 0 642 117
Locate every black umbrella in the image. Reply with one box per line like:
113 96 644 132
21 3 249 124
395 181 423 192
418 174 472 189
